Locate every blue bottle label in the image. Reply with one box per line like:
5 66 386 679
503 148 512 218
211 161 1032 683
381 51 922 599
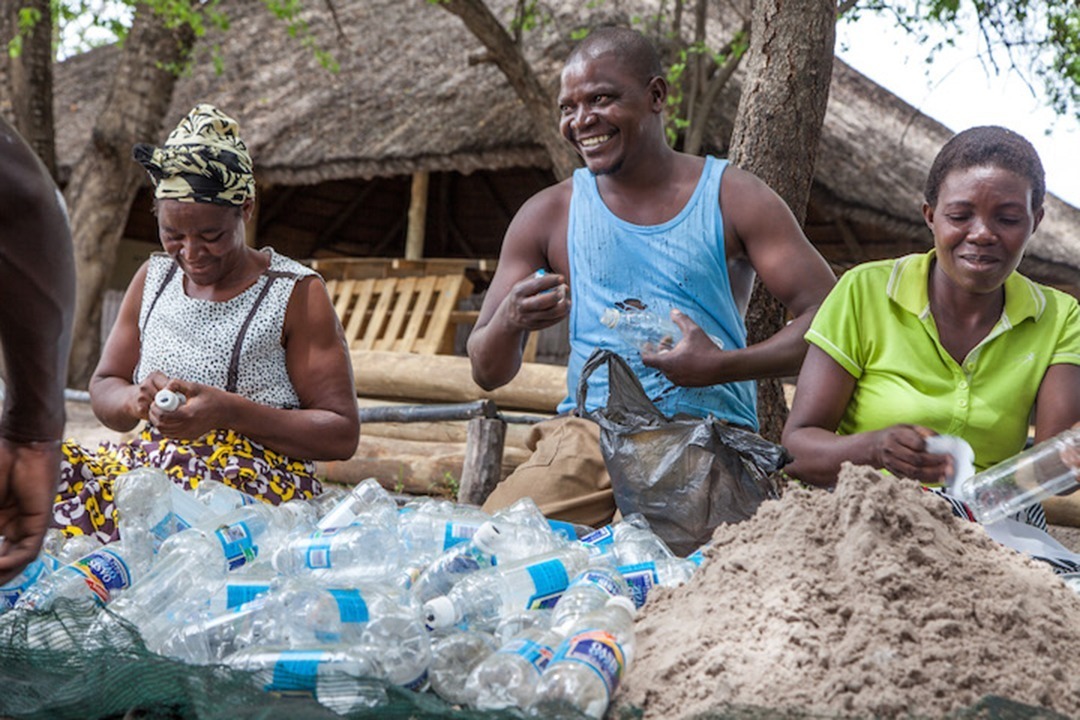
72 548 133 604
580 525 615 547
328 588 370 623
687 549 705 566
550 630 625 700
225 583 270 610
501 637 554 675
304 529 336 569
547 519 578 541
216 521 258 570
267 650 324 693
572 569 623 598
526 558 570 609
0 556 56 609
618 561 658 608
442 521 479 551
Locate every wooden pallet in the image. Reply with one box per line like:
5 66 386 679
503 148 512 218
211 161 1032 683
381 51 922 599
324 274 474 355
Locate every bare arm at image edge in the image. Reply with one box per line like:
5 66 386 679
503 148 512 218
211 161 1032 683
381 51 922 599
0 118 77 583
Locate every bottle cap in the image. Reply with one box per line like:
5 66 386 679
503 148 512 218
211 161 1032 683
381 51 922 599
472 521 504 555
154 389 185 412
599 308 620 329
423 596 457 629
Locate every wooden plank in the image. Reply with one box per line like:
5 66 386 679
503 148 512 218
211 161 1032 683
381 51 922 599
342 279 376 345
415 274 468 355
359 278 397 350
376 276 416 351
399 275 437 352
458 416 507 505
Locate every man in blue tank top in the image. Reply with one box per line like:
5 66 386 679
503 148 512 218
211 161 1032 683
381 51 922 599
468 26 836 528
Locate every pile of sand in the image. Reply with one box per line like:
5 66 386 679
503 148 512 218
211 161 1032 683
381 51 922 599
617 463 1080 719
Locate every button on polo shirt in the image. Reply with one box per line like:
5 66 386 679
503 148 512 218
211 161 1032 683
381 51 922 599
806 251 1080 473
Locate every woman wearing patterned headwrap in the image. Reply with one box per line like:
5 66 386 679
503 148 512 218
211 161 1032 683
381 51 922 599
53 104 360 544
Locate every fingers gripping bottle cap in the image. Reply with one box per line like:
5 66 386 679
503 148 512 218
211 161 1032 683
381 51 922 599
155 388 186 412
425 596 458 630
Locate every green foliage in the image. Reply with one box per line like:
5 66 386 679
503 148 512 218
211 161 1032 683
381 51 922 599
47 0 338 73
844 1 1080 121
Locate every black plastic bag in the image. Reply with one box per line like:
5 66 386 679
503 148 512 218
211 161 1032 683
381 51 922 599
577 349 790 556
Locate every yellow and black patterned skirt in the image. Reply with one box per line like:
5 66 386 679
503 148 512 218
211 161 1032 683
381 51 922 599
53 424 322 544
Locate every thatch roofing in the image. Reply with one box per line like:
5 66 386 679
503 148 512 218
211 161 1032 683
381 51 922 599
52 0 1080 289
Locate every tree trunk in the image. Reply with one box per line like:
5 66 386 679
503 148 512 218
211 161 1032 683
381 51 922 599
65 4 196 388
726 0 835 442
435 0 580 181
0 0 56 177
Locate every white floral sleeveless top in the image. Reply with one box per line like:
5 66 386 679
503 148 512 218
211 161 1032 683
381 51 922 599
135 248 318 409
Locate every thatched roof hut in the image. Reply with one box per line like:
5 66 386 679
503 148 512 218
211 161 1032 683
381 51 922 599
52 0 1080 295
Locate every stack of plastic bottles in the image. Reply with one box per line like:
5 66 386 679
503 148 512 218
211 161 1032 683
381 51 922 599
0 469 704 717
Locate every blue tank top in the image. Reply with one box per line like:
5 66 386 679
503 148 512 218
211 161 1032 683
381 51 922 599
558 155 758 430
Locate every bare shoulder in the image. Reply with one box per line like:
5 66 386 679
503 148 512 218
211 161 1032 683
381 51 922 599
719 163 777 209
503 177 573 268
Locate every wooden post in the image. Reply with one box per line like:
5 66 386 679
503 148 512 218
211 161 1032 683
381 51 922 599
405 170 430 260
458 416 507 505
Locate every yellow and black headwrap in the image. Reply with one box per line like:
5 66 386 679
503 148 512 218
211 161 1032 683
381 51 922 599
132 104 255 206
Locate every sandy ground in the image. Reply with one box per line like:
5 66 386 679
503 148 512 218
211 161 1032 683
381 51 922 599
61 398 1080 554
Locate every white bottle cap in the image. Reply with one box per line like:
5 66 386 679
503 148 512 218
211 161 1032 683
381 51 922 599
472 521 504 555
599 308 620 329
423 596 457 629
154 389 185 412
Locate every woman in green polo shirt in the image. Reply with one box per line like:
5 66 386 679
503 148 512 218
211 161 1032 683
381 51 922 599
781 126 1080 527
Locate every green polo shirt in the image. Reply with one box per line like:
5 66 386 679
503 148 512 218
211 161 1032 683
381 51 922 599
806 250 1080 472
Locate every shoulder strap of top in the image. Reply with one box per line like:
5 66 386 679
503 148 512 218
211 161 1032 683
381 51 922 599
224 269 303 393
140 260 179 336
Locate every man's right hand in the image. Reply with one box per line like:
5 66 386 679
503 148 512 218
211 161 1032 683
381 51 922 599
496 270 571 332
0 439 61 584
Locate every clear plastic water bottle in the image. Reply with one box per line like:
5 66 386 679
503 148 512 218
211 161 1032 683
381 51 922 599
190 478 257 514
952 426 1080 525
531 595 637 719
114 467 185 554
427 629 498 705
15 540 152 611
600 306 682 351
223 646 387 714
42 529 102 566
110 501 313 645
411 517 565 605
271 523 404 580
316 477 399 531
550 565 632 636
160 580 393 664
1 552 61 611
600 306 725 353
355 601 432 691
618 556 697 608
465 624 563 710
398 498 490 562
423 544 590 632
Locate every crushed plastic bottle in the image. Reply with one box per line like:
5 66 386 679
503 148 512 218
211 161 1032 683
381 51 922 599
466 623 562 710
618 556 698 608
531 595 637 719
1 552 61 611
316 477 399 531
427 629 498 704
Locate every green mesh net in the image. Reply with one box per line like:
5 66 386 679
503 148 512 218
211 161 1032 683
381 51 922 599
0 600 1065 720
